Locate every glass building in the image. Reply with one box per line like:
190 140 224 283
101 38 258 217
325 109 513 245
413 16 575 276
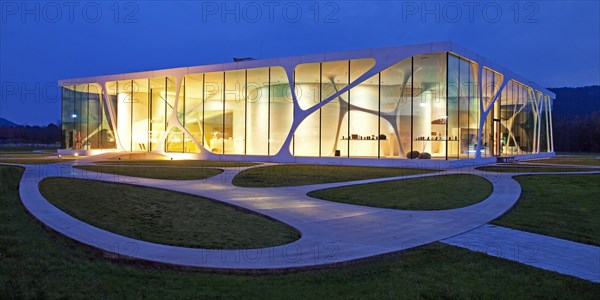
59 42 555 164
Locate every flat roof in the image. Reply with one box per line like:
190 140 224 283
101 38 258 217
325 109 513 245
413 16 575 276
59 41 555 98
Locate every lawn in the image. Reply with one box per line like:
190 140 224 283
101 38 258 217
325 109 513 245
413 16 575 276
74 165 224 180
1 166 598 298
477 165 595 173
95 159 259 168
526 155 600 166
38 177 299 249
308 174 492 210
493 174 600 246
0 166 600 299
232 164 436 187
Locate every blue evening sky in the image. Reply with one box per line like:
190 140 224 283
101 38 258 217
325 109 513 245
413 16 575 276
1 1 599 125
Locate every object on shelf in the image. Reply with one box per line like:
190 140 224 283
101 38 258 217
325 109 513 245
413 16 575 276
379 134 387 140
351 134 358 140
431 118 446 124
418 152 432 159
407 150 420 159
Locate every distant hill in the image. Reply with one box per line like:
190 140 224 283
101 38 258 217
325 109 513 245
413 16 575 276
548 86 600 118
0 118 19 128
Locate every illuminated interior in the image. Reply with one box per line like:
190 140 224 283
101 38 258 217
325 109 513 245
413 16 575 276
61 46 555 160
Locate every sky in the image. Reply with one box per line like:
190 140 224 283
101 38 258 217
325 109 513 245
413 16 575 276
1 0 599 125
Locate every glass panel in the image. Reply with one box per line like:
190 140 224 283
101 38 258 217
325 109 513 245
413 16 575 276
292 63 320 156
166 127 184 152
380 58 412 158
294 63 320 110
293 107 320 156
348 73 379 157
150 77 166 151
321 60 349 157
269 67 292 154
116 80 133 151
224 70 246 154
458 57 474 158
447 54 460 159
132 79 149 151
165 77 180 152
183 74 204 153
105 81 119 149
247 68 269 155
412 53 447 159
346 59 377 157
74 84 88 150
61 86 75 149
87 83 101 150
204 72 224 154
539 94 548 153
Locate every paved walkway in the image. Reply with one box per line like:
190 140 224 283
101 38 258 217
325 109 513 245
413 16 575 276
12 160 600 280
443 224 600 283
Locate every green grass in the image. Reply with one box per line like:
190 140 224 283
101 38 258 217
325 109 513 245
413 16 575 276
477 165 595 173
38 177 299 249
0 159 74 164
74 165 224 180
1 166 599 298
95 159 259 168
493 174 600 246
232 164 436 187
308 174 492 210
526 156 600 167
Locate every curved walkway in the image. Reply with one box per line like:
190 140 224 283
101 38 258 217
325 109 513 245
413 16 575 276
13 161 600 272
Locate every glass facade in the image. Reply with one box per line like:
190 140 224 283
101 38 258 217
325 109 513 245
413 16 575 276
61 51 554 159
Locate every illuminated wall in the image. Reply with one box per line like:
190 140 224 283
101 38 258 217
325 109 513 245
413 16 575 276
61 47 555 160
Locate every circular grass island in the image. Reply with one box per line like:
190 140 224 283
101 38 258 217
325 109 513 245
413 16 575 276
308 174 493 210
39 177 300 249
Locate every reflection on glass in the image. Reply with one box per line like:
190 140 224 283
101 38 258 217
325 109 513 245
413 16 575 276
269 67 292 154
247 68 269 155
204 72 224 154
183 74 204 153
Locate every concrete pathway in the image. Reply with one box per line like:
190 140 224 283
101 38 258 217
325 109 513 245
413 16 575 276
12 160 600 280
443 224 600 283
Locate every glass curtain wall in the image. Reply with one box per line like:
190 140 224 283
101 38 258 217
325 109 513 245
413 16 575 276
61 83 115 150
62 56 554 158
